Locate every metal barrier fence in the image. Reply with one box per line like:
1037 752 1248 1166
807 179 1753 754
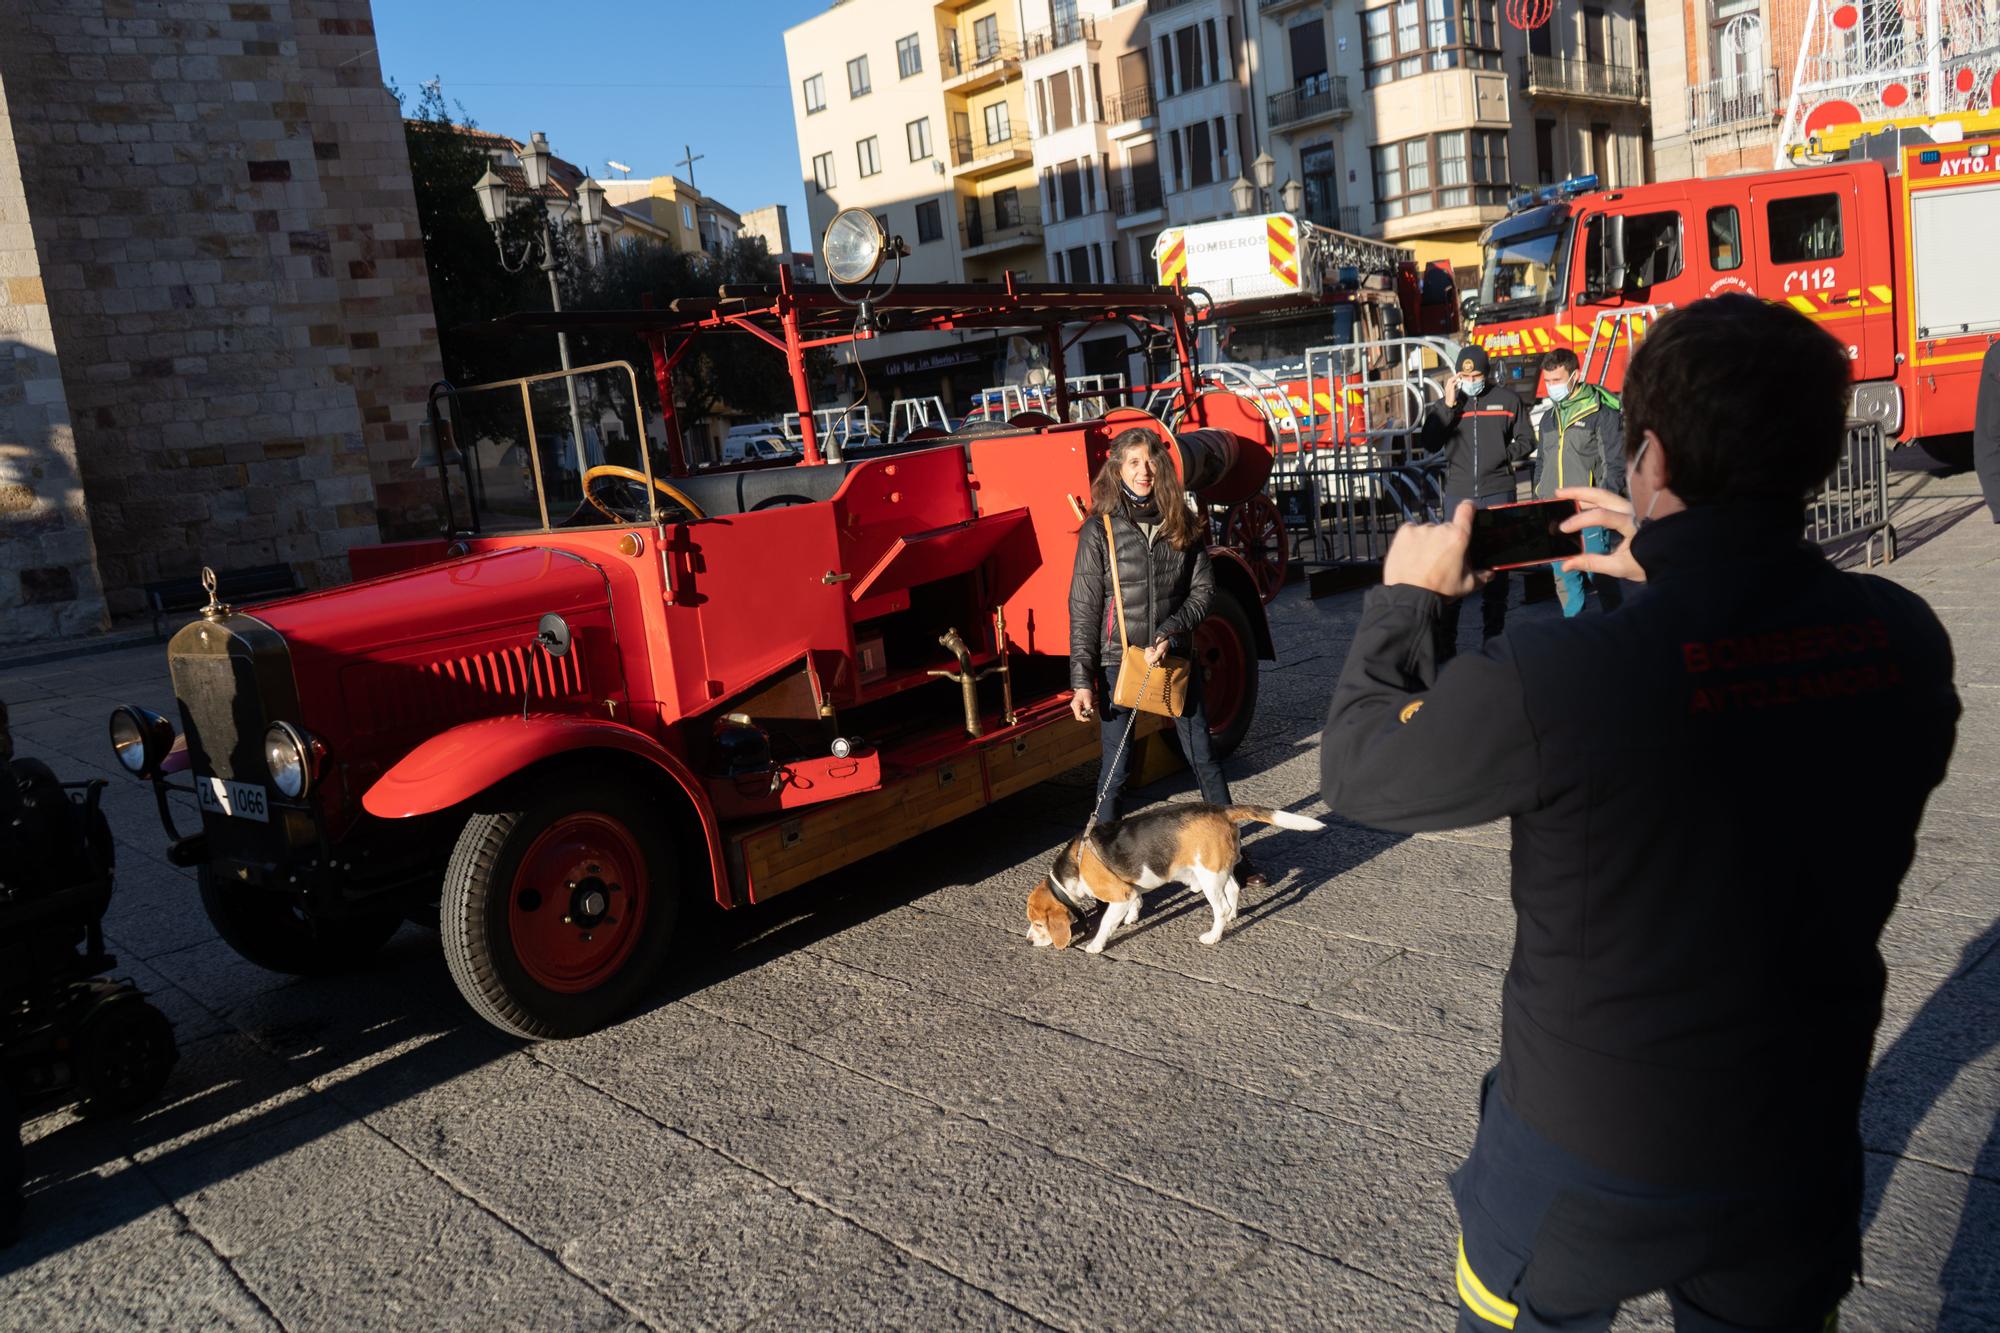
1269 435 1447 572
1810 421 1894 565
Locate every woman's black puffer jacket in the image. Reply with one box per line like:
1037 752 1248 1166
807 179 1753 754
1068 509 1214 691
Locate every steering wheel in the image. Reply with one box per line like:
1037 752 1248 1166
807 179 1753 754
580 465 707 525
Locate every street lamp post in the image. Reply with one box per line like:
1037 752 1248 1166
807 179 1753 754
1231 151 1283 217
472 130 609 475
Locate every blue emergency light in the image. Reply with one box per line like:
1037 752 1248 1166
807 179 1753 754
1507 173 1601 215
1919 149 1942 163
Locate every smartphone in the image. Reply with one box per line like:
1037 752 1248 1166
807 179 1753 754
1468 498 1583 572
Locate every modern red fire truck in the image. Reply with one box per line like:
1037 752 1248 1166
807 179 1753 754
106 215 1278 1040
1465 116 2000 459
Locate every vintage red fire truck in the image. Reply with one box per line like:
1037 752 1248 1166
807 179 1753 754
105 215 1278 1040
1465 115 2000 460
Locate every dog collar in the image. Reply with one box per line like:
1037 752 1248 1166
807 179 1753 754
1046 874 1095 923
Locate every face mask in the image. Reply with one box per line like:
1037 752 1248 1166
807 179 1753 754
1461 376 1487 396
1545 379 1572 403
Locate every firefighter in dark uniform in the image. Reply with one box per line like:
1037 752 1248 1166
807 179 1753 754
1972 339 2000 522
1420 343 1535 660
1320 296 1960 1332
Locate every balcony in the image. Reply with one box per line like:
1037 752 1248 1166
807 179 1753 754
1687 69 1781 136
1259 0 1314 11
1108 86 1155 124
961 198 1044 256
950 128 1033 178
1266 72 1352 131
940 36 1020 93
1023 15 1096 59
1146 0 1200 14
1113 179 1166 224
1301 203 1363 234
1519 54 1648 104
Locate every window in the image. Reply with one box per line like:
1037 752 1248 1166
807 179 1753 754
812 151 834 193
1361 0 1500 86
1059 161 1084 217
896 33 922 78
974 14 1000 61
983 101 1011 145
1373 130 1504 219
916 199 943 243
1624 210 1685 287
908 118 932 161
993 188 1022 227
847 55 870 97
1051 69 1075 130
1707 205 1742 271
1767 193 1843 263
803 74 826 114
1174 26 1202 92
682 203 694 228
1188 121 1213 187
857 136 881 178
1535 118 1557 184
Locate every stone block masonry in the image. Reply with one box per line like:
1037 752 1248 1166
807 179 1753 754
0 0 446 641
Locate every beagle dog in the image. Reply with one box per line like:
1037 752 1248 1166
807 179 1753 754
1025 803 1325 954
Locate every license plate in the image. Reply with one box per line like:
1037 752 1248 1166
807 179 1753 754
198 776 269 823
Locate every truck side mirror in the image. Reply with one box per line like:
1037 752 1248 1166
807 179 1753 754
1605 215 1628 295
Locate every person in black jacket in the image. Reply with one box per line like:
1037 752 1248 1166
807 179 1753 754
1419 343 1536 660
1071 428 1264 888
1972 340 2000 522
1320 295 1959 1332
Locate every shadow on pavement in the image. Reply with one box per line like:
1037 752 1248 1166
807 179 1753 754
1860 915 2000 1324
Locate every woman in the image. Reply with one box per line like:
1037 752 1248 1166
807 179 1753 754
1067 428 1265 889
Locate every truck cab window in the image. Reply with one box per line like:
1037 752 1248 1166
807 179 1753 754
1707 205 1741 272
1767 193 1843 263
1622 210 1682 291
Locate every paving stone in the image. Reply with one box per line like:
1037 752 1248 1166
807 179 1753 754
1153 1239 1454 1330
533 1002 936 1187
801 1117 1264 1332
1104 907 1402 1007
1312 948 1507 1044
1290 1026 1498 1158
141 1101 436 1258
1861 1152 2000 1306
560 1167 902 1331
681 947 920 1045
232 1188 631 1333
2 1153 180 1284
140 937 315 1019
744 1248 1047 1331
2 1218 277 1331
803 905 1074 1012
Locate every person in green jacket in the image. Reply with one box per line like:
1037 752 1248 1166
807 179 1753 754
1533 349 1625 615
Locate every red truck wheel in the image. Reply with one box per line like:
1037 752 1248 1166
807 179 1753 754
1222 494 1288 604
199 868 403 976
441 779 678 1040
1194 591 1259 759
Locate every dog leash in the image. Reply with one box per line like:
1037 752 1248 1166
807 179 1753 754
1050 662 1158 930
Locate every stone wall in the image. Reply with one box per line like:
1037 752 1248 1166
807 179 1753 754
0 71 112 642
0 0 443 638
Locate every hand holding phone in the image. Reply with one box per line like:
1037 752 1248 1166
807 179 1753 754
1467 499 1584 572
1384 501 1483 597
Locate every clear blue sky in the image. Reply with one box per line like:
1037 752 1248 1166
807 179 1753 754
373 1 827 250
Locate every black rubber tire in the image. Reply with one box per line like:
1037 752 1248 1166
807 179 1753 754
74 992 177 1116
1198 591 1261 761
440 779 678 1041
1919 433 1973 472
1 1078 21 1249
198 867 403 976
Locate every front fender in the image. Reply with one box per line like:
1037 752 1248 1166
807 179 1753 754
1207 546 1277 660
363 715 730 903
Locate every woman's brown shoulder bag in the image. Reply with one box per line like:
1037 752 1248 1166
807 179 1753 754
1103 513 1190 718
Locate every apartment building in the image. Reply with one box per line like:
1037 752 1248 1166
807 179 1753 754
785 0 1049 404
1252 0 1651 280
601 176 745 257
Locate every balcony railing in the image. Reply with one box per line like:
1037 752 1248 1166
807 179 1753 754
1519 54 1648 102
1266 72 1351 129
1024 15 1096 58
940 36 1020 81
1108 86 1155 122
1259 0 1313 10
1146 0 1199 14
1302 203 1362 234
1688 68 1779 133
962 198 1044 250
950 128 1031 167
1113 179 1166 217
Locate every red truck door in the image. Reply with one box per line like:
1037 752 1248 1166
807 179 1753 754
1745 171 1885 377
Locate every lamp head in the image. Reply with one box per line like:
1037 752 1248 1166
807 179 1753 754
472 166 510 225
822 207 888 284
519 130 552 192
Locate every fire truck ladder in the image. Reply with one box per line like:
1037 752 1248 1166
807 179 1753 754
1062 374 1128 421
1304 223 1416 280
784 405 874 447
888 396 950 440
1580 305 1672 388
971 383 1052 421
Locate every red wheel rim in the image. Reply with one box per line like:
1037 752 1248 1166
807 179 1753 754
507 814 648 994
1193 611 1249 741
1224 494 1288 604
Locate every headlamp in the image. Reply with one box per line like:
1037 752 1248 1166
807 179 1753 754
262 720 320 799
108 704 175 779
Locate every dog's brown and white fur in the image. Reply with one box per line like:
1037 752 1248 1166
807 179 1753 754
1025 803 1325 953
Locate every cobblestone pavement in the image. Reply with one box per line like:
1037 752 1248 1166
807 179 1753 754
4 475 1997 1330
